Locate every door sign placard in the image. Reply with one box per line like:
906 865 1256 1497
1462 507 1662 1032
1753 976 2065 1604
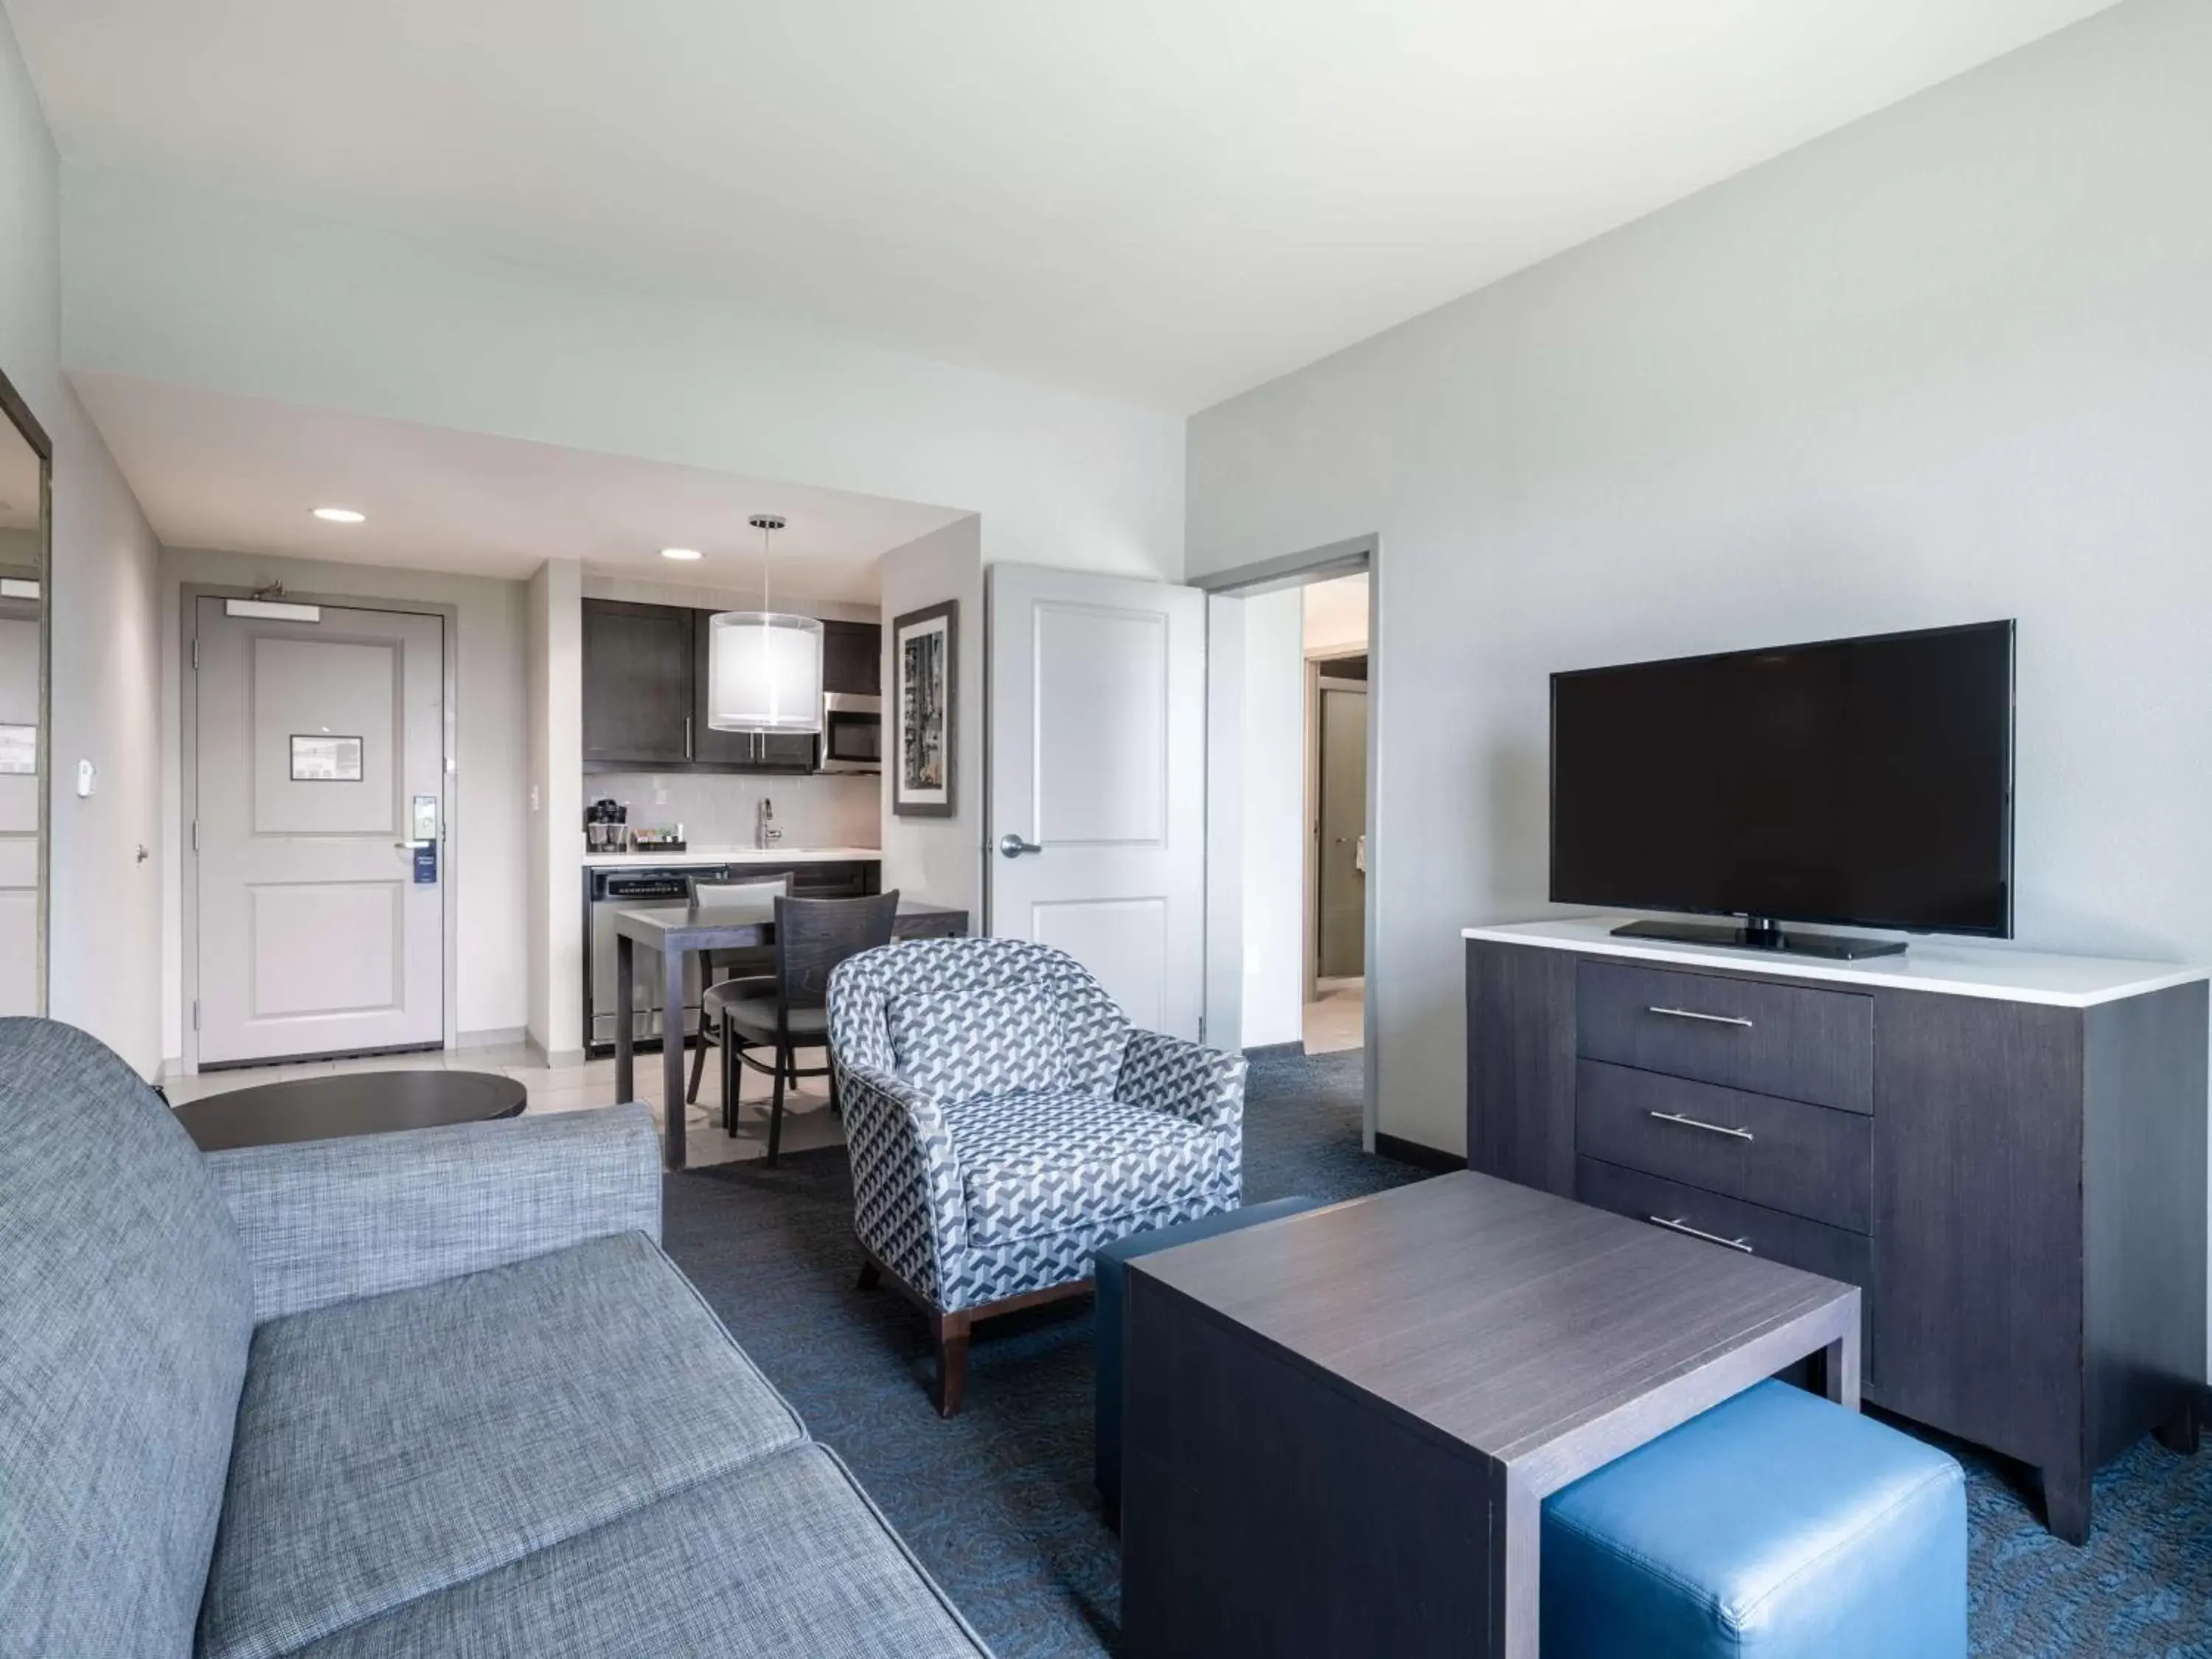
290 734 364 782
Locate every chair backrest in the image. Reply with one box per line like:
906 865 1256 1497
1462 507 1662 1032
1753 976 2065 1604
0 1018 255 1658
774 891 901 1018
698 877 787 980
827 936 1131 1097
695 875 788 919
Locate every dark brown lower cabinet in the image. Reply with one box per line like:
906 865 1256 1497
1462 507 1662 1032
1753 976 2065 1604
1465 934 2208 1544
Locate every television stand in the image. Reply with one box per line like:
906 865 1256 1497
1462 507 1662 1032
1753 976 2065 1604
1611 916 1907 961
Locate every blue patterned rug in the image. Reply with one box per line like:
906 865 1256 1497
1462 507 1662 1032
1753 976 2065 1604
664 1049 2212 1658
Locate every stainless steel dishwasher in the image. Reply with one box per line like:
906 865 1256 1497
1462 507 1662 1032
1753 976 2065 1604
585 866 734 1056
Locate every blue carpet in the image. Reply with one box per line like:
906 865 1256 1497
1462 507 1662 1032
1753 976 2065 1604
662 1048 2212 1658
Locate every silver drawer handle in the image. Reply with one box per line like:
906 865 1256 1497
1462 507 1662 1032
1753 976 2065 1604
1649 1214 1754 1253
1649 1110 1754 1142
1647 1005 1753 1029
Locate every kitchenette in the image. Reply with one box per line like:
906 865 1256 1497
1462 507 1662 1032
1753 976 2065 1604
579 594 887 1055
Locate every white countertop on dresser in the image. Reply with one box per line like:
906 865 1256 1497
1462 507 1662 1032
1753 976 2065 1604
1461 917 2210 1009
582 846 884 869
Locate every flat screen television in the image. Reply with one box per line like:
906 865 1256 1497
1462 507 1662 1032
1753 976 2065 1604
1550 620 2014 959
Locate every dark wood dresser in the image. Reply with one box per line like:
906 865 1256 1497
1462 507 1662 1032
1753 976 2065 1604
1465 918 2208 1543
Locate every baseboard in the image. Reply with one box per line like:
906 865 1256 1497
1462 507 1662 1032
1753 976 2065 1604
454 1026 529 1051
526 1033 590 1069
1242 1041 1305 1062
1374 1133 1467 1174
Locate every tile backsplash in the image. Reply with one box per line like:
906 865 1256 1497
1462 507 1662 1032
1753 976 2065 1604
586 771 880 849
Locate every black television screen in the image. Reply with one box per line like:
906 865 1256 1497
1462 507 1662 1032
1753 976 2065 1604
1550 621 2015 937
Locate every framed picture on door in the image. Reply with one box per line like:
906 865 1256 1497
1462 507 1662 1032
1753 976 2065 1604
892 599 956 818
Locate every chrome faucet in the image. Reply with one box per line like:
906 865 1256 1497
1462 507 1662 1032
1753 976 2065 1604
757 796 782 851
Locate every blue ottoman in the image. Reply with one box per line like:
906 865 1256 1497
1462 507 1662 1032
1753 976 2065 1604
1543 1380 1966 1659
1093 1196 1329 1517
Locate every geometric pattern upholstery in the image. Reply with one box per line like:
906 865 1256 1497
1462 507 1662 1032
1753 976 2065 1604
943 1091 1231 1246
888 983 1065 1102
829 939 1246 1315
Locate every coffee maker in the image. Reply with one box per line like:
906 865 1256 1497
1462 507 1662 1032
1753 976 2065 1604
585 797 629 853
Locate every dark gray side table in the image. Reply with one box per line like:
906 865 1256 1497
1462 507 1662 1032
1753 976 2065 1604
173 1069 526 1152
1121 1169 1860 1659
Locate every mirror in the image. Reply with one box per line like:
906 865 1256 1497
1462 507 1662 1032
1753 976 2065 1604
0 367 49 1016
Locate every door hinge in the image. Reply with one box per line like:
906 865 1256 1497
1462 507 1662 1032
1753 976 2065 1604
191 639 200 671
191 999 201 1032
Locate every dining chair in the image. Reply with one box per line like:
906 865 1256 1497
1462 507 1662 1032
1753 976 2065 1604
685 876 787 1107
714 891 899 1164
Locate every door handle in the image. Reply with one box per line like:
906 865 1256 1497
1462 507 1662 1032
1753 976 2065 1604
998 833 1043 858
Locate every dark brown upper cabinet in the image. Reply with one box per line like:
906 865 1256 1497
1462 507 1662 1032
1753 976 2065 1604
584 600 879 773
823 619 883 698
582 600 694 765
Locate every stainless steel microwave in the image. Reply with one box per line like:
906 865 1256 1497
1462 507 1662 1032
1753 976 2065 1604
819 692 882 773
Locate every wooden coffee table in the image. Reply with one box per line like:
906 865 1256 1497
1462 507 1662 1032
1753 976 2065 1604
1121 1170 1860 1659
173 1069 527 1152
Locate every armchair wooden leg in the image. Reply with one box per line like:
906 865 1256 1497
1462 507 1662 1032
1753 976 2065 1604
856 1259 882 1292
933 1310 971 1419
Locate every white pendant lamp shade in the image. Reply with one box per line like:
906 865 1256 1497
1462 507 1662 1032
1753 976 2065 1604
708 611 823 733
706 514 824 734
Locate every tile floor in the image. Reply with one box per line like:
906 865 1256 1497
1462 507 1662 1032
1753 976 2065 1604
1303 979 1364 1054
161 1041 846 1167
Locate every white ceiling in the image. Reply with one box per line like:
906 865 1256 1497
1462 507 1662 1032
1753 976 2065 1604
7 0 2116 413
71 373 970 599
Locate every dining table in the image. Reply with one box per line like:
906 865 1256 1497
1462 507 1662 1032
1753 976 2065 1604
612 896 969 1168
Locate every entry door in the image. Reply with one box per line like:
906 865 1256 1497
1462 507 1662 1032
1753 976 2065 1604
1317 684 1367 978
195 598 445 1064
987 564 1206 1040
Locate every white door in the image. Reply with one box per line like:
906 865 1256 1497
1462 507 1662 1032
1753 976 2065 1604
194 598 445 1064
987 564 1206 1040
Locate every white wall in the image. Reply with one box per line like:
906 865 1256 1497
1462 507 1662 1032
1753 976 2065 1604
60 170 1186 584
160 546 530 1062
878 517 985 916
2 13 164 1075
1188 0 2212 1158
525 558 582 1062
1241 588 1306 1048
1302 573 1369 657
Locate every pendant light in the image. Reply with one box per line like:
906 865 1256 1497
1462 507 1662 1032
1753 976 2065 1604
707 515 824 734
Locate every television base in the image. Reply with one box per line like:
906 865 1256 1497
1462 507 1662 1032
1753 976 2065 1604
1610 917 1908 961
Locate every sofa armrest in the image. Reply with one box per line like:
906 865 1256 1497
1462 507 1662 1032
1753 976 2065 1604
1116 1029 1248 1135
205 1103 661 1324
838 1063 966 1302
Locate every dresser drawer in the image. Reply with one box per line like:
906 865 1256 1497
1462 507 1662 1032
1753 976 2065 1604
1578 1157 1870 1296
1576 1061 1871 1232
1576 960 1873 1113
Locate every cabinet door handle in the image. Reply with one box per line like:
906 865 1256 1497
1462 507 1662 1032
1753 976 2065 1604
1647 1005 1753 1029
1649 1110 1754 1142
685 714 694 759
1649 1214 1754 1253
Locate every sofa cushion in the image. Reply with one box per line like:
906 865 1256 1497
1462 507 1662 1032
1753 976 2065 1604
289 1444 990 1659
942 1089 1225 1245
0 1018 253 1659
887 983 1065 1101
198 1232 807 1659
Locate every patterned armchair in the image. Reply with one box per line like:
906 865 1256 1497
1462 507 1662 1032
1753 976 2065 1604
829 937 1245 1415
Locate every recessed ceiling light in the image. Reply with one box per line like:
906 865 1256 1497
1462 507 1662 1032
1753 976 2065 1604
660 547 703 561
312 507 366 524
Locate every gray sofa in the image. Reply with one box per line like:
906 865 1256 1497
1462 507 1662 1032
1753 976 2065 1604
0 1018 990 1659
